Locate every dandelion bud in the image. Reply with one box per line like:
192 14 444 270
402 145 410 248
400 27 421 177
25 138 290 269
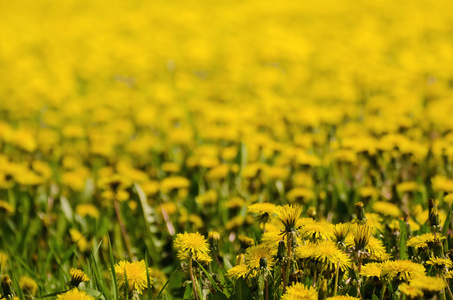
428 198 441 232
208 231 220 253
355 202 367 224
277 240 287 260
235 253 245 265
259 257 268 269
306 207 316 219
1 275 13 298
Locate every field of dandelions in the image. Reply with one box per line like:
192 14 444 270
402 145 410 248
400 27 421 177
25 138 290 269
2 0 453 300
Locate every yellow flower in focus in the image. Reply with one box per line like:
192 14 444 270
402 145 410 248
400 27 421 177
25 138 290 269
427 257 453 269
281 282 317 300
276 205 303 232
313 240 351 272
114 260 153 294
406 233 445 249
245 245 275 271
226 264 249 279
380 260 425 281
326 296 360 300
174 232 211 262
57 289 94 300
360 263 382 277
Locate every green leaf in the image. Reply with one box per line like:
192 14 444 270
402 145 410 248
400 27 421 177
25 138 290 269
372 294 379 300
398 219 408 260
210 291 229 300
108 239 119 300
60 196 74 222
234 277 251 300
196 260 229 297
183 284 193 300
83 288 106 300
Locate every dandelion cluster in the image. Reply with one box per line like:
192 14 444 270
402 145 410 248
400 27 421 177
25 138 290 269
1 0 453 299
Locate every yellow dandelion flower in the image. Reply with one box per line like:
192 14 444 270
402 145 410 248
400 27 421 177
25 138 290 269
353 225 372 252
326 296 360 300
281 282 318 300
367 237 390 261
160 176 190 193
248 203 276 218
69 268 90 287
238 235 255 250
69 229 91 252
174 232 211 262
314 240 351 272
226 197 245 209
299 221 332 240
380 260 425 281
427 256 453 271
245 245 275 271
75 204 100 219
19 276 38 296
330 223 352 244
406 233 445 249
295 243 318 260
114 260 153 294
226 264 249 279
373 201 402 218
57 288 95 300
360 263 382 277
276 205 303 232
410 275 446 293
0 200 14 214
398 283 423 298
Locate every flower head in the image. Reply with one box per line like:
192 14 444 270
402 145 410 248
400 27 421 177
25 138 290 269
69 268 90 287
313 240 351 272
380 260 425 281
226 264 249 279
174 232 211 262
276 205 303 232
19 276 38 296
56 289 94 300
281 282 317 300
248 203 276 224
245 244 275 272
360 263 382 277
114 260 153 294
398 283 423 299
410 275 446 293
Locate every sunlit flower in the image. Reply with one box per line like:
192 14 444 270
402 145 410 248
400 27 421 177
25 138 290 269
398 283 423 299
281 282 317 300
174 232 211 262
360 263 382 277
226 264 249 279
245 244 275 271
380 260 425 281
19 276 38 297
69 268 90 287
406 233 445 249
57 289 94 300
410 275 446 293
114 260 153 294
276 205 303 232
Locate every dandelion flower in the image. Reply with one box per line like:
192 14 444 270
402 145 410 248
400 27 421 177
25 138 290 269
313 240 351 272
427 256 453 268
69 268 90 287
360 263 382 277
245 244 275 271
19 275 38 296
299 221 332 240
114 260 153 294
326 296 360 300
57 289 95 300
226 265 249 279
410 275 446 293
281 282 317 300
380 260 425 281
276 205 303 232
247 203 276 224
330 223 352 244
174 232 211 262
406 233 445 249
398 283 423 298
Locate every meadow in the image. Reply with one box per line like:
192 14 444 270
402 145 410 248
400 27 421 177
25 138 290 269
1 0 453 299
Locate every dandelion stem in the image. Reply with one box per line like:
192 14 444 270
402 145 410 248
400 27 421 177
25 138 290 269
442 274 453 300
265 277 268 300
114 198 133 259
334 261 340 296
189 256 200 300
283 231 293 293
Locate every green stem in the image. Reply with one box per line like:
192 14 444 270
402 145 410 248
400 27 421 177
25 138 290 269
283 232 293 293
334 261 340 296
189 256 200 300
